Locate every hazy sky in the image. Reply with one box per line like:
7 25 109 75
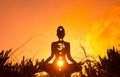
1 0 120 62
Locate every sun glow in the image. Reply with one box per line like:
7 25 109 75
57 59 64 71
57 59 64 67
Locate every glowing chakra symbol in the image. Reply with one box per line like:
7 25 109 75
57 43 65 51
58 59 63 67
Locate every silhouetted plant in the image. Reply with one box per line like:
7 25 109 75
0 49 11 66
99 47 120 77
80 57 101 77
0 49 45 77
79 45 101 77
1 47 120 77
0 49 20 77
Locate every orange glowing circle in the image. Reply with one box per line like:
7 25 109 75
57 60 64 67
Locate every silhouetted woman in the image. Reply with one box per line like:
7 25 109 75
44 26 80 77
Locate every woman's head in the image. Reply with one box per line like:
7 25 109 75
57 26 65 40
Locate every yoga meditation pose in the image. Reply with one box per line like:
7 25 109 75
44 26 80 77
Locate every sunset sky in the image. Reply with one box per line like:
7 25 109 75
1 0 120 62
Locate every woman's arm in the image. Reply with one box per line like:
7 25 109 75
67 43 77 64
45 43 54 63
45 54 54 63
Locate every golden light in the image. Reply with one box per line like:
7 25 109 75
57 60 64 67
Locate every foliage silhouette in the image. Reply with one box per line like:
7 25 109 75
99 47 120 77
0 49 44 77
0 47 120 77
0 49 11 66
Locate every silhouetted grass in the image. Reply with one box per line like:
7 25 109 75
0 47 120 77
0 49 44 77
